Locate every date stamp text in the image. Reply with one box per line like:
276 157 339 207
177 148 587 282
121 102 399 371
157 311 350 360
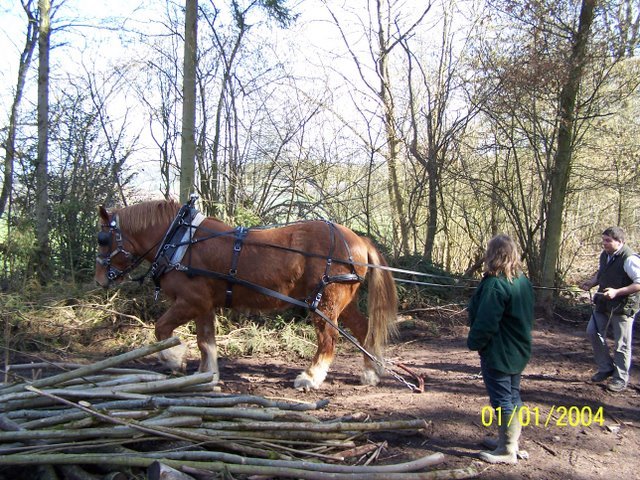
481 405 605 428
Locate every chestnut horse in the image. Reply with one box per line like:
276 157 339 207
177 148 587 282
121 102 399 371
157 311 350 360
95 199 397 390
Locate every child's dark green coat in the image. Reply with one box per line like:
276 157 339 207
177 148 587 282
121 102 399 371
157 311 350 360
467 273 535 374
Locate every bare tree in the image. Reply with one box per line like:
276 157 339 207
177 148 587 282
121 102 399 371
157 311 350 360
402 1 481 264
83 64 141 207
180 0 197 203
323 0 432 255
0 1 38 221
539 0 596 310
195 0 297 217
35 0 51 285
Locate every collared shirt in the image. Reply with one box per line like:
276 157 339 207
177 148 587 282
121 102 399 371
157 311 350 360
611 245 640 283
624 253 640 283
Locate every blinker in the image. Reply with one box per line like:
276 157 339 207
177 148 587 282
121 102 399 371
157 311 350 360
98 231 111 247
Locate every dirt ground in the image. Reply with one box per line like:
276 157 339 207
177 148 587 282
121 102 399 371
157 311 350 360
198 311 640 480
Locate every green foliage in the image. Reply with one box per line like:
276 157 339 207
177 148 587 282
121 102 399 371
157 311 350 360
2 80 137 287
233 205 263 227
0 217 36 289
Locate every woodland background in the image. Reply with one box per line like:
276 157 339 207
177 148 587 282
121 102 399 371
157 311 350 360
0 0 639 313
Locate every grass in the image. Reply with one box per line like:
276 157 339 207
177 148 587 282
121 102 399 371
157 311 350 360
0 268 480 371
0 280 318 368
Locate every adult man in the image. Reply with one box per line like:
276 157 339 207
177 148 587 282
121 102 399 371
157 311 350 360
580 227 640 392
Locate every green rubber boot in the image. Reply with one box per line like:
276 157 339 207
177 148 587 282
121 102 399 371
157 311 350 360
483 434 528 460
479 414 521 464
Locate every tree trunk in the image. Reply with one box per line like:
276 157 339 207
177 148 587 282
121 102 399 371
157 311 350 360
539 0 596 311
35 0 51 285
180 0 198 203
0 3 37 220
376 5 410 255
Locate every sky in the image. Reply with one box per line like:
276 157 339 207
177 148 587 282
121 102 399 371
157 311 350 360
1 1 208 196
0 0 452 197
0 0 337 196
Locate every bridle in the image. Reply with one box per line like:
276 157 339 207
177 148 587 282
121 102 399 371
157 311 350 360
96 214 145 285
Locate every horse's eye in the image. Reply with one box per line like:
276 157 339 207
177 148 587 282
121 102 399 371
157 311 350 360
97 231 111 247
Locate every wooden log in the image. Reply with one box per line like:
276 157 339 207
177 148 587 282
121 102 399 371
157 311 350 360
153 393 329 411
195 427 352 442
194 416 427 432
167 405 319 422
0 413 59 480
334 442 380 459
148 461 197 480
0 337 181 394
0 356 476 480
18 387 292 460
9 372 215 401
0 453 479 479
57 373 168 388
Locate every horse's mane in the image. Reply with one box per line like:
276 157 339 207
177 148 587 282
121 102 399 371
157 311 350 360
115 200 181 234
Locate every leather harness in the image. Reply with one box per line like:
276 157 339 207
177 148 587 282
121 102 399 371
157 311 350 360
149 199 364 311
100 197 423 393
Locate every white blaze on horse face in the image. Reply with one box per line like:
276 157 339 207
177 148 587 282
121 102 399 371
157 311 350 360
294 356 332 391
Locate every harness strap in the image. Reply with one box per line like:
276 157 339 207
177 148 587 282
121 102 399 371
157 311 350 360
150 196 201 296
308 221 363 309
174 264 419 392
225 226 249 308
178 265 373 357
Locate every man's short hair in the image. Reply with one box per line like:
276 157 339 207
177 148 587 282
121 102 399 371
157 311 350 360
602 226 625 243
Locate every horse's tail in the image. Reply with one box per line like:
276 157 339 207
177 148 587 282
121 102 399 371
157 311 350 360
363 238 398 357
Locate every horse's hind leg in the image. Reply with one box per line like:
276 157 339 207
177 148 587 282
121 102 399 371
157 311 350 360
294 310 339 391
339 300 383 386
195 312 219 384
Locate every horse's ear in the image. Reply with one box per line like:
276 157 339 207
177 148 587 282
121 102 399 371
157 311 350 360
98 205 109 223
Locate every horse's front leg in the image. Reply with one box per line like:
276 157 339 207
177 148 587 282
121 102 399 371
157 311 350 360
294 311 338 391
195 311 219 384
155 299 195 373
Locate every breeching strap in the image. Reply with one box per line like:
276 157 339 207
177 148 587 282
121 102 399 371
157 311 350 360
174 263 420 392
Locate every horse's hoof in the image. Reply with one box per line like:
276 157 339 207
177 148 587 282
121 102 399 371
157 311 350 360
294 372 320 391
360 369 380 386
158 343 187 373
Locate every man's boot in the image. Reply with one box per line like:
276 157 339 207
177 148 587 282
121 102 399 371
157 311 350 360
479 413 521 464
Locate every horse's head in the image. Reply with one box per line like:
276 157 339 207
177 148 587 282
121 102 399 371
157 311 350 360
95 205 139 288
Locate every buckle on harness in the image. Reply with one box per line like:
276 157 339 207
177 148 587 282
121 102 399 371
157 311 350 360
309 291 323 311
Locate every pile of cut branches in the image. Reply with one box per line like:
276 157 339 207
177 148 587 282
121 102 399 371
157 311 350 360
0 338 478 479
